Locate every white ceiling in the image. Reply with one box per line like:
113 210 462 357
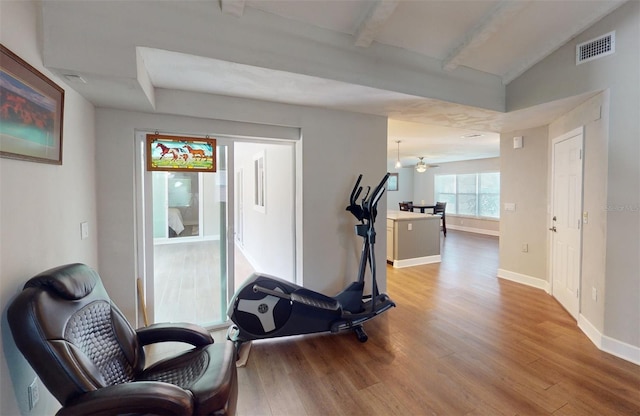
243 0 619 83
44 0 623 167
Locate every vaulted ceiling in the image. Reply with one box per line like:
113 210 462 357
39 0 623 165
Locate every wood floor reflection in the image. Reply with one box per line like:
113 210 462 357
236 230 640 416
154 240 254 326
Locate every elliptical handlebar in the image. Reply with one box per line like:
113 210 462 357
346 174 365 221
349 174 363 206
345 173 390 223
365 173 390 217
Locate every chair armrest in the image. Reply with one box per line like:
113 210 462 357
56 381 193 416
136 323 214 347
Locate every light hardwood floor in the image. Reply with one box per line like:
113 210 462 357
235 231 640 416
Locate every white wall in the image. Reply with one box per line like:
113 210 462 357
498 126 549 285
96 90 388 327
507 1 639 351
0 2 98 415
549 93 609 335
235 142 295 281
385 164 414 210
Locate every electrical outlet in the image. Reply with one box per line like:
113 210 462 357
407 223 412 231
28 377 39 410
592 287 597 301
521 243 528 253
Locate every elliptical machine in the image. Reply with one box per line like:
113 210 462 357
227 173 395 347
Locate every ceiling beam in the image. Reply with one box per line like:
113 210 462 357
354 0 400 48
220 0 246 18
442 0 529 72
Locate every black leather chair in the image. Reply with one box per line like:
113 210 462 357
399 201 413 211
7 263 238 416
433 202 447 236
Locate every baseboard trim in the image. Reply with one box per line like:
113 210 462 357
447 224 500 237
497 269 550 293
498 270 639 365
578 315 640 366
393 255 441 268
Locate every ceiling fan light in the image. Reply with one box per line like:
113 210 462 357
415 156 427 173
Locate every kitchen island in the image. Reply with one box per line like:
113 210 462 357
386 210 441 268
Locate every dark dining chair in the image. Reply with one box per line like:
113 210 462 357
399 201 413 211
433 202 447 236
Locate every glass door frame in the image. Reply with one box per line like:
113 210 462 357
135 132 236 330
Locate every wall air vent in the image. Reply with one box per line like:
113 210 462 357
576 31 615 65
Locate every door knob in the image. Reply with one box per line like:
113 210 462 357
548 226 557 232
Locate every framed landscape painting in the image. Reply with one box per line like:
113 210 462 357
0 44 65 164
147 134 217 172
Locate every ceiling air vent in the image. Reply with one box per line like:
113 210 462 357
576 31 615 65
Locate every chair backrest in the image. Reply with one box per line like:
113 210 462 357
434 202 447 215
399 201 413 211
8 263 146 406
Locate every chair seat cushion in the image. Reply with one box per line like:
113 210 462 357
139 342 237 415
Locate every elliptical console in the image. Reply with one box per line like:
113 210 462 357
227 173 395 346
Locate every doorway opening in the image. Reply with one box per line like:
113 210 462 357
136 132 296 329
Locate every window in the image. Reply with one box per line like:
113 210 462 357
254 152 266 212
434 172 500 218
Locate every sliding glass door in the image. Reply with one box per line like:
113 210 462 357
137 133 295 330
135 135 231 328
151 143 229 327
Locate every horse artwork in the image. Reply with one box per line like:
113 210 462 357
147 134 216 172
155 143 173 158
183 145 206 159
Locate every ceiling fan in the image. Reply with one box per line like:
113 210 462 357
415 157 439 173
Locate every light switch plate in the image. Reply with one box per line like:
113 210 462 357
80 222 89 240
504 203 516 212
513 136 523 149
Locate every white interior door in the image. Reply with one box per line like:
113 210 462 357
550 127 584 319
